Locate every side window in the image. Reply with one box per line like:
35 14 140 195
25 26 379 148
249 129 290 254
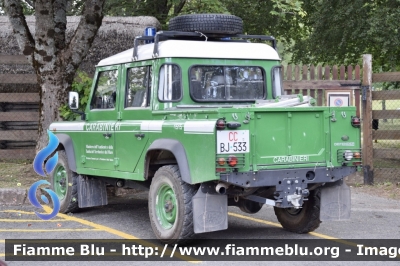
126 66 152 108
158 64 181 102
90 69 118 109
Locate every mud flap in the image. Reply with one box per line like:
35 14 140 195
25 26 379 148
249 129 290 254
192 188 228 234
320 180 351 221
77 175 108 208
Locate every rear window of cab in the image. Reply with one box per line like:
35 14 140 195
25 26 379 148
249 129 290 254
189 65 266 102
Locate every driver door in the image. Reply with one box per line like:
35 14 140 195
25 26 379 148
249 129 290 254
82 66 120 170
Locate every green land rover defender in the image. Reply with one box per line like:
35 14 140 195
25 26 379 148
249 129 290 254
49 14 361 243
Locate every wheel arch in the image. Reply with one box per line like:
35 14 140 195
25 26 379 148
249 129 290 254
55 133 77 172
146 139 192 184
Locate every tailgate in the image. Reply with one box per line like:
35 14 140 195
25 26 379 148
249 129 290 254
254 109 328 167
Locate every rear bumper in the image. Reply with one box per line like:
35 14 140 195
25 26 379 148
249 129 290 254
220 166 357 188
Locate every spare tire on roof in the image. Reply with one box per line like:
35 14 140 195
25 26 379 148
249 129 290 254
168 14 243 35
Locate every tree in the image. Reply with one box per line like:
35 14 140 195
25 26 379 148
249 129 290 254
1 0 106 150
289 0 400 70
103 0 305 34
221 0 305 47
105 0 187 27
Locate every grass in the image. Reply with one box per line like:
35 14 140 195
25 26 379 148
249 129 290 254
358 183 400 200
0 160 41 188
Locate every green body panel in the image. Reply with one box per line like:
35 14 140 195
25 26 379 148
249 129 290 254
51 56 361 185
252 107 328 168
329 107 361 165
81 65 119 170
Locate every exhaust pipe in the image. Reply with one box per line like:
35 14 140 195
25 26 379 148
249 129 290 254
215 182 229 194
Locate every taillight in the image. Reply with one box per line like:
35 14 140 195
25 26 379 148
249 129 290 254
217 157 226 166
228 155 238 167
216 119 226 130
351 116 361 128
343 150 354 161
216 154 244 172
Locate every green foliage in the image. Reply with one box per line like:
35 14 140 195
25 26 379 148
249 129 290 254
20 1 35 15
104 0 228 27
104 0 179 27
270 0 306 18
59 71 92 121
103 0 304 33
180 0 228 15
220 0 306 54
290 0 400 71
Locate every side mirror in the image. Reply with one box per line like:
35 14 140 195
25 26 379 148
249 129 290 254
69 91 79 110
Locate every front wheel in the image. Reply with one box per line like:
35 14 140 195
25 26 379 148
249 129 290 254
274 188 321 233
50 150 79 213
148 165 197 244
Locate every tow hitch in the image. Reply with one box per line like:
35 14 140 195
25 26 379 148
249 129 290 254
244 187 310 208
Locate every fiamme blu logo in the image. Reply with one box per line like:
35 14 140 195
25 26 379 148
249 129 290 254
28 130 60 220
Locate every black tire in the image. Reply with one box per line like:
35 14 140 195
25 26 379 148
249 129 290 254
168 14 243 35
274 188 321 233
50 150 79 213
239 199 263 214
148 165 197 244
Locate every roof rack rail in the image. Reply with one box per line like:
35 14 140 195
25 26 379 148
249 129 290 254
132 31 276 61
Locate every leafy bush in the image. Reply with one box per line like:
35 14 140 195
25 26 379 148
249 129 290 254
59 71 92 121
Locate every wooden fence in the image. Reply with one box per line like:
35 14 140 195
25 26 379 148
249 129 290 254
0 55 38 160
362 54 400 184
283 64 361 117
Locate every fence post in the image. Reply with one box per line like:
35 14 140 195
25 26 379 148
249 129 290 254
362 54 374 184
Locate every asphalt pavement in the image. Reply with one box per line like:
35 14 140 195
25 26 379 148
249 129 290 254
0 188 399 266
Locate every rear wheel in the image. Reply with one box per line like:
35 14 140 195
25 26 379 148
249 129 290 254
274 188 321 233
50 150 79 213
148 165 197 244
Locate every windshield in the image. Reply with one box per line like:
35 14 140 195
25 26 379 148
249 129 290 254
189 65 265 102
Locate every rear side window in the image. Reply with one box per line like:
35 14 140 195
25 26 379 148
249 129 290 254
158 64 182 102
190 65 265 102
90 69 118 109
126 66 152 108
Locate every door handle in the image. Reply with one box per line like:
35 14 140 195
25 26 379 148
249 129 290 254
103 133 112 139
135 133 145 138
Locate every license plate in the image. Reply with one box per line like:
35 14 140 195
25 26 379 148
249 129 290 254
217 130 250 154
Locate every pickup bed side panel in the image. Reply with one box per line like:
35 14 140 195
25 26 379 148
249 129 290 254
154 119 218 184
329 106 361 166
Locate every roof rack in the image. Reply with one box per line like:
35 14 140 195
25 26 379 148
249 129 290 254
132 31 276 61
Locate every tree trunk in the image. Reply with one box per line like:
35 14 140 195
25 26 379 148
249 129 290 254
4 0 106 152
37 78 68 151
